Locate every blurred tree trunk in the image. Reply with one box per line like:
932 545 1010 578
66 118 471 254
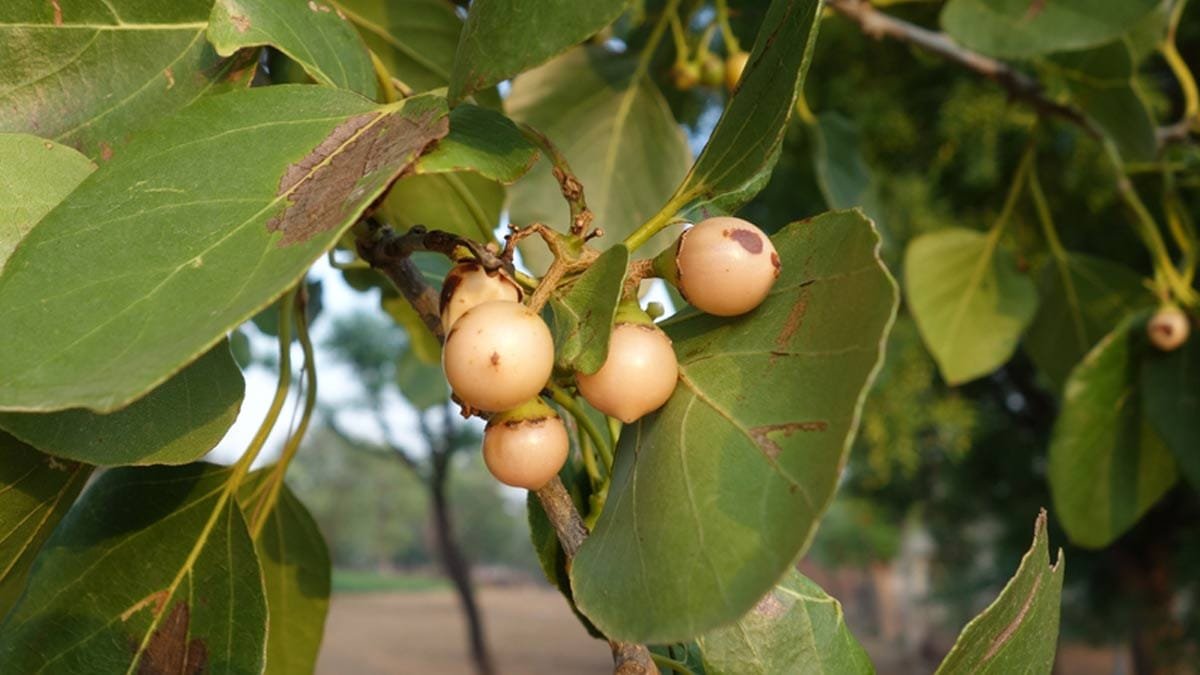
1115 509 1191 675
427 412 495 675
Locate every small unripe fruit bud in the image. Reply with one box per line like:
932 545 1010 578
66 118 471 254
666 216 780 317
1147 306 1191 352
483 398 569 490
577 309 678 423
671 61 702 90
725 51 749 92
440 262 522 333
443 300 554 412
700 52 725 88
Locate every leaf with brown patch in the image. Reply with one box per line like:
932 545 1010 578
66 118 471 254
137 603 208 675
935 511 1065 674
0 87 448 414
572 210 897 643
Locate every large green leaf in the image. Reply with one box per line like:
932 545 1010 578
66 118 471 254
695 569 872 674
811 113 887 244
1141 333 1200 490
548 245 629 375
940 0 1161 58
507 46 691 270
448 0 627 105
0 0 254 160
0 463 267 673
0 134 95 275
0 433 91 618
905 228 1038 385
239 472 331 675
208 0 378 98
0 342 243 466
1048 312 1178 548
1024 253 1150 390
666 0 822 222
572 210 897 642
1046 43 1157 164
935 511 1064 674
0 86 448 413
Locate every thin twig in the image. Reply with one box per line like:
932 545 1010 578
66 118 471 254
824 0 1099 136
517 123 594 235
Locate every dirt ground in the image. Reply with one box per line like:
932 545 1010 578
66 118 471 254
317 586 611 674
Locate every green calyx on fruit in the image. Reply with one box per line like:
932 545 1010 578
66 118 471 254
577 303 679 424
725 51 749 92
483 397 569 490
700 52 725 88
1147 305 1191 352
658 216 780 317
440 262 522 333
442 300 554 412
670 61 702 90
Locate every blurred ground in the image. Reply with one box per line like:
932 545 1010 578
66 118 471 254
317 586 610 675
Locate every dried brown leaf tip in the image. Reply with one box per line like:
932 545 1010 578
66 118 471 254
267 100 449 247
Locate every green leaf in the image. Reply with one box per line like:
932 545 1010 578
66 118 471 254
334 0 501 106
1045 43 1157 164
208 0 378 98
0 0 255 160
549 245 629 374
0 433 91 618
1024 253 1150 390
811 113 887 240
1141 333 1200 490
0 342 243 467
448 0 628 105
252 278 325 338
940 0 1161 58
0 463 267 673
905 228 1038 385
238 471 332 675
695 569 872 675
572 210 897 642
395 346 449 410
414 105 539 184
1048 311 1178 548
0 134 95 276
666 0 823 221
935 511 1064 674
507 46 691 271
0 86 449 413
381 173 503 242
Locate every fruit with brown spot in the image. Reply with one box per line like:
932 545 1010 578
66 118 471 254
665 216 780 317
483 398 569 490
443 300 554 412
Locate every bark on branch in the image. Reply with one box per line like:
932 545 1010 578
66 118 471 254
824 0 1100 137
535 478 659 675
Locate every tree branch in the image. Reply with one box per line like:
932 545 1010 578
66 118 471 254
535 478 658 674
824 0 1100 137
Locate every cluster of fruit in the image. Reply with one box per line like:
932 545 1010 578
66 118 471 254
438 216 781 490
671 50 749 93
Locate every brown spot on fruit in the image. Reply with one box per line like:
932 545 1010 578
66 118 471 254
137 602 208 675
490 351 500 367
728 228 764 254
266 105 448 247
771 251 781 274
